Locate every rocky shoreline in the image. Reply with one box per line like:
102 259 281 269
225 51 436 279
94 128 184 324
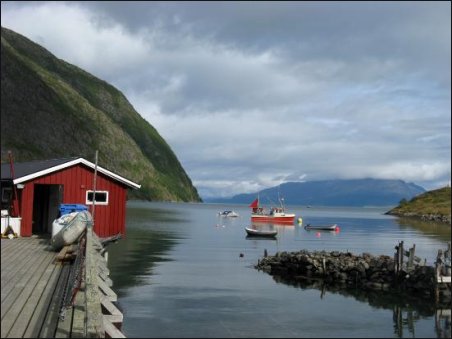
255 249 451 306
385 211 451 224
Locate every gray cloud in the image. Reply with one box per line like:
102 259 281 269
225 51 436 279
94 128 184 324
1 1 450 198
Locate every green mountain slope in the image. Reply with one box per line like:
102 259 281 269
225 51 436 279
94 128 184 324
1 26 201 202
386 186 451 224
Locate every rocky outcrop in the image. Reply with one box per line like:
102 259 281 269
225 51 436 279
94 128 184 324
256 250 451 305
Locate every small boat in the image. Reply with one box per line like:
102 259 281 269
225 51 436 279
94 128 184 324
218 210 239 217
304 223 339 231
245 227 278 238
249 196 295 224
51 210 93 250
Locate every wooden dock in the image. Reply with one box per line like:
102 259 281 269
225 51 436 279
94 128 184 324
1 229 124 338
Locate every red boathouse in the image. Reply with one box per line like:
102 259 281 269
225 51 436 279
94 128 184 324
1 157 140 238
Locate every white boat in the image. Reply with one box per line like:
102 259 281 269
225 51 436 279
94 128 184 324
51 211 93 250
218 210 239 217
245 227 278 238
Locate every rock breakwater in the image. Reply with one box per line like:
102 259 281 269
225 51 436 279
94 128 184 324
255 249 451 305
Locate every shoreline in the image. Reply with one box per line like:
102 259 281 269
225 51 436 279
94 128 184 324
385 211 451 224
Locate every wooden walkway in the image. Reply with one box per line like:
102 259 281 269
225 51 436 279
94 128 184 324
1 231 125 338
1 235 66 338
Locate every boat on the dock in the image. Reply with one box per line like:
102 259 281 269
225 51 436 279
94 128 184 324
304 223 339 231
51 210 93 250
245 227 278 238
249 196 295 224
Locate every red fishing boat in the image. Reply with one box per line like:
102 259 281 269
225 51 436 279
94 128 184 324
249 196 295 224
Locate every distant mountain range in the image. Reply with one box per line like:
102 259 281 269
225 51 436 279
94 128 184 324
205 179 426 207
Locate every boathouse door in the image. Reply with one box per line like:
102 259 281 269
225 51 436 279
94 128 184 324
32 184 63 234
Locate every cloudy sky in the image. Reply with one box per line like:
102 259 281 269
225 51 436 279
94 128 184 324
2 1 451 198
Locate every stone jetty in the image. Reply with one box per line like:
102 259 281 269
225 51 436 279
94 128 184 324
255 249 451 306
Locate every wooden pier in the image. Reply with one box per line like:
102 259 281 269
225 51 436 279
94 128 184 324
1 228 124 338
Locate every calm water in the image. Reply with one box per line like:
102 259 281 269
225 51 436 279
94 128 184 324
107 201 451 338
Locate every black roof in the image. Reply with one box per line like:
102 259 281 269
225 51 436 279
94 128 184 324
1 157 78 180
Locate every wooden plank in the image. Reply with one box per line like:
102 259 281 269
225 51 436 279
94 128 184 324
103 317 126 338
54 303 73 338
97 277 117 302
85 229 105 338
1 238 47 284
101 296 123 319
56 245 71 262
1 238 44 284
94 260 110 275
0 237 29 259
0 238 16 252
1 240 49 299
71 285 86 338
23 264 66 338
99 273 113 287
1 247 54 319
38 262 72 338
1 250 54 336
5 253 58 338
104 314 123 324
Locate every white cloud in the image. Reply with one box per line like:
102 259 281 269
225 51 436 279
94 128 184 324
1 1 450 198
1 3 150 80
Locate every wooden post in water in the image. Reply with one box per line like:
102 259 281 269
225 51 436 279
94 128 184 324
435 249 443 304
394 243 399 276
394 241 405 277
399 241 404 272
407 244 416 271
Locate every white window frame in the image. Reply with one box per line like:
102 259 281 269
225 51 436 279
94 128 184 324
85 190 109 205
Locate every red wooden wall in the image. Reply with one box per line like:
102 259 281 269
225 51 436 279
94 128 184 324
19 164 128 237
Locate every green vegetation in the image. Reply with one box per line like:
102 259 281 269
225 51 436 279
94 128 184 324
1 27 201 202
387 186 451 224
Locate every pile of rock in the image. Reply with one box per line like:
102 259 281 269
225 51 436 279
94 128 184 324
420 213 451 224
256 249 450 303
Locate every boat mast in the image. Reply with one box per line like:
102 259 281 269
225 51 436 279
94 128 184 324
277 185 284 211
91 150 98 226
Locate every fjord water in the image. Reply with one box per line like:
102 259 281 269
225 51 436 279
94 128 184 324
107 201 451 338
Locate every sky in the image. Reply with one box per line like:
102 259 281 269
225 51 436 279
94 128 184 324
1 1 451 199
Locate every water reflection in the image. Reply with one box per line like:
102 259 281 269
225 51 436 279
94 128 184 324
270 274 450 338
108 202 450 338
106 205 185 297
396 217 451 242
435 309 451 338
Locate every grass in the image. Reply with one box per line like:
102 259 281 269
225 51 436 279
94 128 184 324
389 186 451 219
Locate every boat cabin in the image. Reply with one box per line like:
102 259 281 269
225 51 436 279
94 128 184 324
1 157 140 238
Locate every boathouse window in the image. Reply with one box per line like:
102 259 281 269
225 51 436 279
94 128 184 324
85 190 109 205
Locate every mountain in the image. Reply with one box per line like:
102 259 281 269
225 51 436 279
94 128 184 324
1 27 201 202
386 186 451 223
206 179 426 207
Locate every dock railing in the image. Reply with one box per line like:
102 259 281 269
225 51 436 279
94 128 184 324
58 227 125 337
85 227 125 338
